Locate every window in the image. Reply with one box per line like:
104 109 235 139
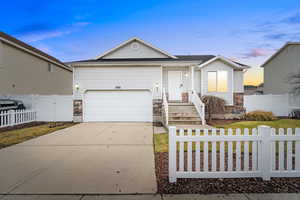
48 63 53 72
207 71 228 92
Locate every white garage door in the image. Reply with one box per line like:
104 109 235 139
84 90 153 122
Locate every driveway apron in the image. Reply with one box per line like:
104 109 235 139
0 123 157 194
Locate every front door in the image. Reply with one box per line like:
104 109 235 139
168 71 182 101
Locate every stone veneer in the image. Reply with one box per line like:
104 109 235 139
153 99 163 125
181 92 189 103
73 100 83 122
212 92 246 119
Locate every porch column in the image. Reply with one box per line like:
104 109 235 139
191 65 195 91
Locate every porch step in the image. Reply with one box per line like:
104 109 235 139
169 120 202 125
169 106 197 113
169 113 199 117
167 103 202 126
170 117 201 121
168 102 193 106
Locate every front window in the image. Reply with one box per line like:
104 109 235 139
207 71 228 92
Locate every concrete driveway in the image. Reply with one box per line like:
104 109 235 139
0 123 157 194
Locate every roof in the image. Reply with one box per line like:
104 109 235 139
261 42 300 68
0 31 72 72
69 55 215 63
69 54 249 69
95 37 177 59
198 55 250 69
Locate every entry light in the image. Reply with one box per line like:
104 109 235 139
74 84 80 90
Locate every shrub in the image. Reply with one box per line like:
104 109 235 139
244 110 277 121
201 95 226 121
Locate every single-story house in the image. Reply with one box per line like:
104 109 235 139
0 31 72 95
68 37 249 124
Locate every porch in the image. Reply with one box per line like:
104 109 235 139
160 65 206 126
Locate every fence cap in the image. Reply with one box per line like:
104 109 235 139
258 125 271 128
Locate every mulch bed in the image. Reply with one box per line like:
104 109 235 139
155 152 300 194
0 122 46 133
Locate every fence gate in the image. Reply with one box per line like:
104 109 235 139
168 126 300 183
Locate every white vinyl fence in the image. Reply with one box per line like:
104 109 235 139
0 95 73 121
244 94 300 116
169 126 300 183
0 110 36 128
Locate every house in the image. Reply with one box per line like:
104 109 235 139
261 42 300 95
244 84 263 95
69 37 249 124
0 31 72 95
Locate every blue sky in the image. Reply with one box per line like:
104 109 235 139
1 0 300 85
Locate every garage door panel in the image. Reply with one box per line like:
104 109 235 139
84 91 152 122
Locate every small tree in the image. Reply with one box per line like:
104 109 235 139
288 72 300 96
201 95 226 121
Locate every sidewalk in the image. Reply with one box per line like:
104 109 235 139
1 193 299 200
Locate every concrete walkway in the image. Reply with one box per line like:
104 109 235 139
0 193 299 200
0 123 157 194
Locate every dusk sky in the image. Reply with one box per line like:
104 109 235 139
2 0 300 85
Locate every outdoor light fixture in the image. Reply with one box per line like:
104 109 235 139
74 84 79 90
185 72 189 77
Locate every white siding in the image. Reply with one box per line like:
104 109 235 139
234 70 244 92
103 40 169 59
201 60 234 105
74 66 162 99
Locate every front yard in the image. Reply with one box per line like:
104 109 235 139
154 119 300 152
0 122 76 149
154 119 300 194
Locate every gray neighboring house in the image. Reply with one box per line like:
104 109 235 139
261 42 300 95
0 31 72 95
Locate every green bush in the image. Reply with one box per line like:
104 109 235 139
244 110 278 121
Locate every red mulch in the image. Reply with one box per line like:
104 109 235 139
155 152 300 194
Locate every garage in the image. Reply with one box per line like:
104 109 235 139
84 90 153 122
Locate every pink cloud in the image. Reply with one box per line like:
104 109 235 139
242 48 270 58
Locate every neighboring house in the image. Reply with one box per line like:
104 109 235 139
261 42 300 95
244 85 263 95
69 37 249 124
0 31 72 95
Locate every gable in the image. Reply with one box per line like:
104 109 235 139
97 38 176 59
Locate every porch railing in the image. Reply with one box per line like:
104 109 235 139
162 88 169 126
190 90 205 125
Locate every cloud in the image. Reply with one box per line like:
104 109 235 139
282 13 300 24
14 22 90 42
242 48 270 58
264 33 288 40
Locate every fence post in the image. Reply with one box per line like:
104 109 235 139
259 125 271 180
9 110 15 126
169 126 177 183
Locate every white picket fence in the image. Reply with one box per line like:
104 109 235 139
0 110 37 128
169 126 300 182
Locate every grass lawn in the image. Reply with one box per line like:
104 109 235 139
154 119 300 152
0 123 76 149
